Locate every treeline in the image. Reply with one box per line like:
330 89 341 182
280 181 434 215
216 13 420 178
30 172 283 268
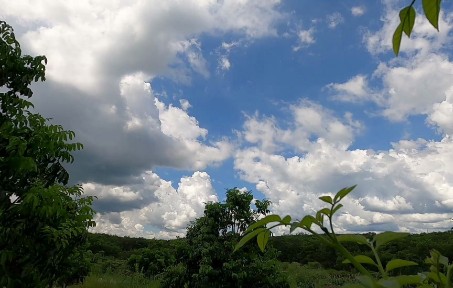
87 230 453 276
271 232 453 271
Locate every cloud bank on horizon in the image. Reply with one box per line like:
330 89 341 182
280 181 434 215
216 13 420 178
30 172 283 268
2 0 453 238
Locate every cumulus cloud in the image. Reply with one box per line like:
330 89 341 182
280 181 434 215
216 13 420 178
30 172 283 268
327 75 380 103
88 171 218 239
0 0 282 179
0 0 283 237
235 101 453 233
331 8 453 128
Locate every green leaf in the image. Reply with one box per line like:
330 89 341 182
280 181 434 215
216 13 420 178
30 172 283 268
319 195 333 204
399 6 416 37
422 0 442 30
331 203 343 215
245 214 281 233
333 185 356 203
343 255 377 266
374 232 409 250
393 23 404 56
385 259 418 273
318 208 331 216
337 234 369 245
290 221 300 233
299 215 316 229
257 230 271 252
234 228 265 252
280 215 291 225
315 210 324 225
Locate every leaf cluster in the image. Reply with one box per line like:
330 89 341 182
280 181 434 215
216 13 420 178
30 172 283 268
393 0 442 55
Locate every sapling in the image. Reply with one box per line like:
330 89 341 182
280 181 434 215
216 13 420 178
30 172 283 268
235 186 453 288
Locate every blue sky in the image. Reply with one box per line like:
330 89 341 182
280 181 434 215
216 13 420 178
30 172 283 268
2 0 453 238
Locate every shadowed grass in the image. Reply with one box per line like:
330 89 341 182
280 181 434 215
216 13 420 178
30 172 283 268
69 273 160 288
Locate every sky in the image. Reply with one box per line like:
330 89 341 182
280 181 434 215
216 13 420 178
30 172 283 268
2 0 453 239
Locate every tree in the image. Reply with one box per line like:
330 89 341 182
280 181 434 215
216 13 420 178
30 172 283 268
160 188 289 288
0 21 95 287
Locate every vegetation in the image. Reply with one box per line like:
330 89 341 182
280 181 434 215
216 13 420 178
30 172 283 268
0 1 450 286
393 0 442 55
72 230 453 287
0 21 95 287
159 188 288 288
236 186 453 288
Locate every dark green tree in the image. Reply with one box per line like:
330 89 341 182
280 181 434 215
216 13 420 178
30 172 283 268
161 188 289 288
0 21 95 287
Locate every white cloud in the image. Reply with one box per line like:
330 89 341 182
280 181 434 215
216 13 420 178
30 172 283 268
332 7 453 127
216 41 242 72
179 99 192 111
241 101 362 154
326 12 344 29
351 6 366 17
327 75 379 103
89 171 218 238
0 0 279 184
235 101 453 233
377 55 453 122
427 88 453 135
219 56 232 71
360 195 414 212
293 28 315 51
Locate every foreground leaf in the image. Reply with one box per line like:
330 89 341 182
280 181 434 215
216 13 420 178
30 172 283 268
337 234 369 245
319 195 333 204
374 231 409 250
333 185 356 203
399 6 416 37
245 214 281 233
393 23 403 56
257 229 271 252
385 259 418 273
234 228 264 252
422 0 442 30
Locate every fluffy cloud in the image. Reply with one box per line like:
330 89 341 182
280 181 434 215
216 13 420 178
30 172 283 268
1 0 282 185
0 0 283 238
88 171 217 239
235 101 453 233
327 75 378 103
329 5 453 134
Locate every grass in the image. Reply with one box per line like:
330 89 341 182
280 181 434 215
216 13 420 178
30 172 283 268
70 262 357 288
69 273 160 288
280 262 358 288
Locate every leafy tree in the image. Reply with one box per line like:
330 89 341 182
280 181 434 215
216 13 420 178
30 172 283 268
127 247 176 277
160 188 289 288
0 21 95 287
